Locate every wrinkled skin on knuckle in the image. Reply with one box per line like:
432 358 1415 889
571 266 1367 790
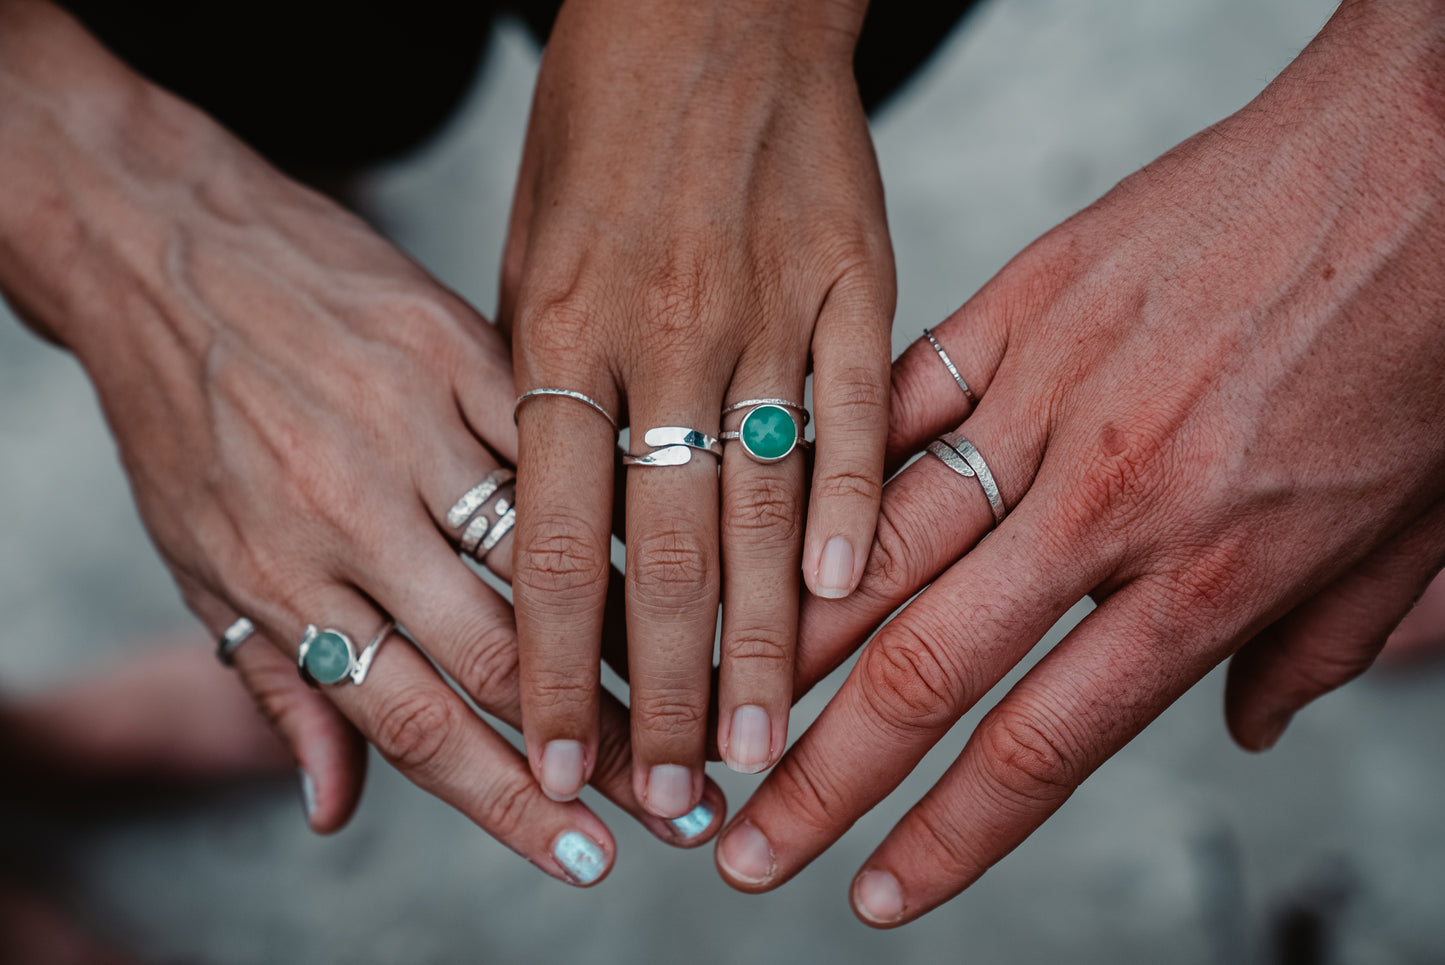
723 474 802 544
636 243 726 355
474 771 537 841
452 621 522 708
516 515 610 599
526 674 595 716
765 750 856 838
813 468 882 509
862 497 935 603
722 625 794 669
629 687 708 735
371 687 458 775
976 706 1084 810
908 802 987 884
628 527 714 603
514 287 603 375
856 622 966 736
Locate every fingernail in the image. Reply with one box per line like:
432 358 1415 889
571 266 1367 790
815 536 856 599
646 764 694 819
725 705 773 774
1259 709 1294 750
298 768 316 827
668 800 716 840
717 820 774 884
854 870 904 924
553 830 607 885
540 740 586 801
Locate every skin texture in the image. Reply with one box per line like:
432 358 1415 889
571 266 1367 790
716 0 1445 926
503 0 895 817
0 0 722 886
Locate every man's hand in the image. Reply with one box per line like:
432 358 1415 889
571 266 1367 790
715 0 1445 924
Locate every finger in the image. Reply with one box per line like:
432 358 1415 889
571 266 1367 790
357 520 726 846
1226 501 1445 750
849 584 1212 926
717 371 808 774
624 390 722 819
793 400 1044 700
716 492 1093 893
230 630 368 833
234 583 620 886
512 385 618 802
802 275 892 600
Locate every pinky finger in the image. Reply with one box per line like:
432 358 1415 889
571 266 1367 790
1225 503 1445 751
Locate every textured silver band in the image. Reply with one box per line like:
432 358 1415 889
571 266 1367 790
446 468 516 531
458 478 518 557
216 617 255 667
928 431 1006 526
721 398 811 426
351 619 396 685
923 328 978 407
514 388 618 431
623 425 724 467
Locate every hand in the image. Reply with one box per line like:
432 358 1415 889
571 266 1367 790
0 0 722 884
502 0 896 815
715 0 1445 923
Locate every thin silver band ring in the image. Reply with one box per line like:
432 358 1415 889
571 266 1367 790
721 398 811 426
927 431 1006 526
216 617 255 667
514 388 618 431
923 328 979 407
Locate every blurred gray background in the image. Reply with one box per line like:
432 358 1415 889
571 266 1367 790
4 0 1443 962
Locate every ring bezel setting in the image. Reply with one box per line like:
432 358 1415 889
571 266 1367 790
731 403 800 463
298 622 393 687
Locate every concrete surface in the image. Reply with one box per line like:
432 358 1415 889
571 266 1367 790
4 0 1443 962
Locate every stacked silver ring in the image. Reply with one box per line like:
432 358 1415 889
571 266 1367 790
719 399 810 463
446 468 518 563
623 426 724 467
927 431 1006 526
923 328 979 407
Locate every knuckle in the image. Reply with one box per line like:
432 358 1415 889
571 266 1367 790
723 475 802 543
371 687 458 774
765 752 853 837
639 248 716 350
526 674 595 716
812 468 882 509
1064 419 1174 529
857 622 965 735
978 707 1082 808
515 515 610 598
722 626 794 669
452 621 521 706
819 364 888 418
474 773 536 840
630 687 708 734
516 289 598 364
907 804 983 882
863 497 925 597
629 528 713 601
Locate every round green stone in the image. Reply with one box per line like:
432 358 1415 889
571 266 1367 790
305 630 353 684
740 405 798 461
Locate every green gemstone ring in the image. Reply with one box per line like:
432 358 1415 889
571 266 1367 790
297 620 395 687
720 400 807 463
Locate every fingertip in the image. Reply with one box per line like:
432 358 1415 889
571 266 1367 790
549 827 614 887
852 869 906 928
805 534 864 600
537 739 589 802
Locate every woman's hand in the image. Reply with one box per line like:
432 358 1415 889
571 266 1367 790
503 0 896 818
715 0 1445 923
0 0 723 882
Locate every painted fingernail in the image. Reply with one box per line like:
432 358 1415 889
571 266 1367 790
668 800 716 840
725 705 773 774
717 820 774 884
646 764 694 818
553 830 607 885
815 536 856 599
298 768 317 827
540 740 586 801
1258 709 1294 750
853 870 904 924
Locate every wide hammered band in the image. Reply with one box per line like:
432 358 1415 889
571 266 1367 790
514 388 618 431
446 469 518 561
298 620 396 687
622 426 724 467
927 431 1006 526
923 328 979 407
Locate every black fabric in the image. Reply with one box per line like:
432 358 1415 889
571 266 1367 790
61 0 982 176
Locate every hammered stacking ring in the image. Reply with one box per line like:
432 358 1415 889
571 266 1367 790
447 469 518 561
215 617 255 668
514 388 619 432
923 328 979 407
622 426 724 467
719 400 807 464
927 431 1006 526
297 620 396 687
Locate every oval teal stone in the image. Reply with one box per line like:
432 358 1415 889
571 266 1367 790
740 405 798 461
305 630 353 684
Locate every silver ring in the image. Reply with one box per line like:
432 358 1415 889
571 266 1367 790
622 426 723 467
460 484 518 560
297 620 395 687
720 398 810 427
718 402 804 463
445 468 516 531
514 388 618 432
216 617 255 667
927 431 1005 526
922 328 978 407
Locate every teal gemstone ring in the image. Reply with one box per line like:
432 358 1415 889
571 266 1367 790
720 400 808 464
297 620 396 687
